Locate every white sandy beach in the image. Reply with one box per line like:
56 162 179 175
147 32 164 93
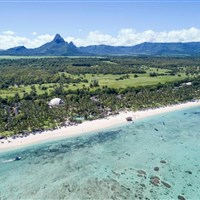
1 100 200 151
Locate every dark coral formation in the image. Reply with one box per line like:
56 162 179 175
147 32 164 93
178 195 186 200
161 181 171 188
150 176 160 186
154 167 159 172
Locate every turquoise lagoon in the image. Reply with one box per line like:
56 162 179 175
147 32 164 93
0 106 200 200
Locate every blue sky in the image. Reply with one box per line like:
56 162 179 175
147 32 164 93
1 0 200 48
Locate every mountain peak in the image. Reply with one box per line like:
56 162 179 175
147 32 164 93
53 34 65 44
68 41 76 47
10 46 27 51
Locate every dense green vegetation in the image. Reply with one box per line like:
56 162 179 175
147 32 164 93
0 56 200 137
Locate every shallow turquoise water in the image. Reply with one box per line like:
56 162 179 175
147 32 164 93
0 106 200 199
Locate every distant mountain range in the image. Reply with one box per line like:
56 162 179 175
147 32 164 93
1 33 200 56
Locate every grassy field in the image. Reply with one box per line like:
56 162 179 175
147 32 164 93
75 73 186 88
0 70 188 98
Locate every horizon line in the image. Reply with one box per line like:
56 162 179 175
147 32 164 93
1 0 200 3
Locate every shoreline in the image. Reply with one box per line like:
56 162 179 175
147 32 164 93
1 100 200 152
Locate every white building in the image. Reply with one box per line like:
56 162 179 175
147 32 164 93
48 98 64 107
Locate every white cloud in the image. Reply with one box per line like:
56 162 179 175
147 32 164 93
2 30 15 35
1 27 200 49
0 33 54 49
31 34 54 47
69 27 200 47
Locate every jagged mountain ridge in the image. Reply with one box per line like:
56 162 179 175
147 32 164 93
31 34 81 56
0 34 82 56
1 34 200 56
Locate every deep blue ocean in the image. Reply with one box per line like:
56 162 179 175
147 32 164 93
0 106 200 200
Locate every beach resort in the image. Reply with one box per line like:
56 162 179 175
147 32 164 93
1 100 200 151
